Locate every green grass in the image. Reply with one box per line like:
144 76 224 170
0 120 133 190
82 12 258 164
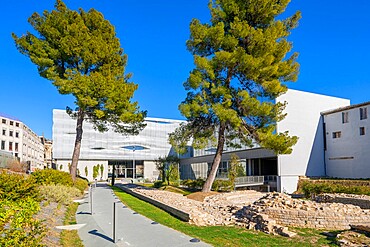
112 186 337 247
60 202 83 247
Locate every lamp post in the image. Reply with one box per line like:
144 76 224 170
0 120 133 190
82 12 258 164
133 146 136 180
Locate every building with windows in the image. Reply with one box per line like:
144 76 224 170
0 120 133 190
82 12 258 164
323 102 370 178
0 113 44 170
52 109 187 181
52 89 370 193
180 89 351 193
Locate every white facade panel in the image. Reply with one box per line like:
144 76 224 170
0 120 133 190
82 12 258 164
324 103 370 178
276 90 350 193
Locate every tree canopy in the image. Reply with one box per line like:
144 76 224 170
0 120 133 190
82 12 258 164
169 0 300 192
13 0 146 181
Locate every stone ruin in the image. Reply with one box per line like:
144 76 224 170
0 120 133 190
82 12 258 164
128 187 370 238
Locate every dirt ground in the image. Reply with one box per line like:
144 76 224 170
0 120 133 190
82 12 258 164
186 191 219 202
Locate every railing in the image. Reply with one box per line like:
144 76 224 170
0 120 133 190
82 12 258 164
264 175 277 182
234 176 264 187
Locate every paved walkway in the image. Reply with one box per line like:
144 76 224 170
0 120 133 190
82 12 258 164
76 183 211 247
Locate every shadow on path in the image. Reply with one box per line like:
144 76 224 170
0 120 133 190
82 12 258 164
88 229 114 243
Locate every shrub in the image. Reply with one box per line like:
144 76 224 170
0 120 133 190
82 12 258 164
74 178 88 193
39 184 82 205
181 178 205 190
153 180 164 188
0 171 39 201
299 179 370 198
212 179 233 192
32 169 73 187
0 198 45 246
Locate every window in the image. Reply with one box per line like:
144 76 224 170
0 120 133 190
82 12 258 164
360 107 367 120
9 121 13 126
15 132 19 138
2 129 5 136
1 141 4 150
15 143 18 152
15 122 19 127
360 127 365 136
9 130 13 137
9 142 12 151
332 131 341 139
1 119 5 124
342 112 348 123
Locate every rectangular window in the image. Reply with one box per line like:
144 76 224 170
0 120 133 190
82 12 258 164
1 119 5 124
15 143 19 152
332 131 341 139
360 107 368 120
15 132 19 138
342 112 349 123
9 130 13 137
9 121 13 126
1 141 4 150
9 142 13 151
2 129 6 136
15 122 19 127
360 127 365 136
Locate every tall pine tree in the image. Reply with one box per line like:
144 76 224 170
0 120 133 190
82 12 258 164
13 0 146 181
170 0 300 192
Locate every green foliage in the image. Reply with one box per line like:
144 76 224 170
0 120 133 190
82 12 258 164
0 171 39 201
212 179 233 192
0 198 45 247
170 0 300 191
32 169 73 187
181 178 206 190
155 155 180 185
39 184 81 205
84 166 88 177
100 164 104 178
299 179 370 198
13 0 146 181
60 202 83 246
93 165 99 180
153 180 164 188
227 154 245 190
74 178 88 193
59 164 63 171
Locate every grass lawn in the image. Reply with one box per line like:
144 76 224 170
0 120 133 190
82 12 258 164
112 186 337 247
60 202 84 247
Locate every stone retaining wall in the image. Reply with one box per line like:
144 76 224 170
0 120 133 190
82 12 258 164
315 194 370 209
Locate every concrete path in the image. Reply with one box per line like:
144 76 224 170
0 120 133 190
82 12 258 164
76 183 211 247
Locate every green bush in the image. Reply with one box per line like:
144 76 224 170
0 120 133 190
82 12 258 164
181 178 205 190
32 169 73 187
39 184 82 205
153 180 164 188
74 178 88 193
0 171 39 201
299 179 370 198
212 179 233 192
0 198 45 246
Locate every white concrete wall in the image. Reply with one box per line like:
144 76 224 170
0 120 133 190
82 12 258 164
276 89 350 193
324 104 370 178
143 160 160 181
56 159 108 182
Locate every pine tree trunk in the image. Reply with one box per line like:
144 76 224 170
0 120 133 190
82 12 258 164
202 124 226 192
70 109 85 182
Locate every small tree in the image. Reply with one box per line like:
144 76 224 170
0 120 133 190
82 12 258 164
92 165 99 180
59 164 63 171
100 164 104 179
13 0 146 181
84 166 88 177
227 154 245 190
155 156 180 185
154 157 166 182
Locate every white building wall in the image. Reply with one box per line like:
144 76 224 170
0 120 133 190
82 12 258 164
143 160 160 181
56 159 108 182
324 103 370 178
276 89 350 193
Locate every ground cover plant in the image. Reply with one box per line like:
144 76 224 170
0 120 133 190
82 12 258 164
112 186 337 247
59 202 84 247
297 179 370 197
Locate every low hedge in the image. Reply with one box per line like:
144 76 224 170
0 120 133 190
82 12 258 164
298 179 370 197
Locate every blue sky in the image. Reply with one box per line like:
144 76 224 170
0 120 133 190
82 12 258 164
1 0 370 139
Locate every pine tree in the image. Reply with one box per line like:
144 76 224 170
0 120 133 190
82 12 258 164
170 0 300 192
13 0 146 181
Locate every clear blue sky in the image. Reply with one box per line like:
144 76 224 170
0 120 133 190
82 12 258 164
1 0 369 139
